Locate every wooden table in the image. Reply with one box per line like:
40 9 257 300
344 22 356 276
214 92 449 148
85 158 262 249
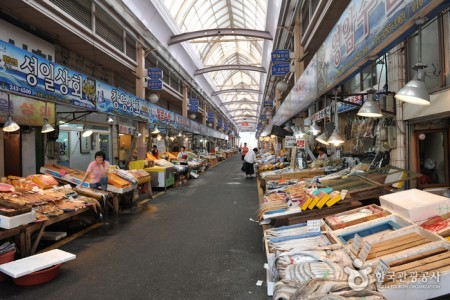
0 206 93 258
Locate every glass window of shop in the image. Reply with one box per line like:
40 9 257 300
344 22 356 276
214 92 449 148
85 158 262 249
407 16 442 91
343 60 386 93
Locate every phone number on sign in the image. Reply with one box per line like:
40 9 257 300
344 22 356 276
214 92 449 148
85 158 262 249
9 84 32 95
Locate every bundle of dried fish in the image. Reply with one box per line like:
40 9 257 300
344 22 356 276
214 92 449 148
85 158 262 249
257 201 288 220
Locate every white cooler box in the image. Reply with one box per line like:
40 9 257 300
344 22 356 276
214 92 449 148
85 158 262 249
380 189 450 223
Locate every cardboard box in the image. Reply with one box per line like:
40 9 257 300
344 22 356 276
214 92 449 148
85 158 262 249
380 189 450 223
0 211 36 229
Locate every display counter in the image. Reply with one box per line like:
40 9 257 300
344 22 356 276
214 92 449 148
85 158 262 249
144 166 175 190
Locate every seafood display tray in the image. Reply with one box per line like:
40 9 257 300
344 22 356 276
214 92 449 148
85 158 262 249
324 204 391 230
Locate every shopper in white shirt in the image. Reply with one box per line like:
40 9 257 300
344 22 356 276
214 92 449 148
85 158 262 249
243 148 258 179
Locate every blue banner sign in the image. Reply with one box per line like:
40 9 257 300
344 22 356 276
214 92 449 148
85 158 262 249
271 49 290 63
96 81 146 119
148 79 163 90
189 98 199 112
147 68 163 79
207 111 214 123
263 100 273 107
0 40 95 109
271 63 290 76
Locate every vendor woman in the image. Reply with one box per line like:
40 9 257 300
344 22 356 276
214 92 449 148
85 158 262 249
79 151 110 190
177 146 188 162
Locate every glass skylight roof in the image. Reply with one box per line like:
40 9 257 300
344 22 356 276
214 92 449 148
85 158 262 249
155 0 268 131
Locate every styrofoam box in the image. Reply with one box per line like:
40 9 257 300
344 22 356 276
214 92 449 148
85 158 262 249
380 189 450 223
0 211 36 229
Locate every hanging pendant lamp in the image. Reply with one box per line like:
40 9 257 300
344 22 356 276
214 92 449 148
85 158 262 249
315 132 329 145
357 91 382 118
3 94 20 132
395 17 430 105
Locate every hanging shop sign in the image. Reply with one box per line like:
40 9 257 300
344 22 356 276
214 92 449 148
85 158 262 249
284 136 296 148
147 68 163 79
272 0 439 127
296 139 306 149
263 100 273 107
271 63 291 76
0 39 95 109
338 95 362 113
147 79 163 90
310 106 331 122
207 111 214 123
0 91 55 126
189 98 199 112
271 49 290 63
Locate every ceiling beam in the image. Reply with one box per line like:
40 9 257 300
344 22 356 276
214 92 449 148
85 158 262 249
168 28 272 45
212 88 261 96
194 64 266 76
221 100 257 106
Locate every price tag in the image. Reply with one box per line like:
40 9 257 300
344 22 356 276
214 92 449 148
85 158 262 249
358 241 372 263
307 219 321 233
350 234 362 255
374 259 390 283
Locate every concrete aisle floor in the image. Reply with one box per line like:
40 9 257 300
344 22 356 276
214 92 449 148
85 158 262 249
0 154 269 300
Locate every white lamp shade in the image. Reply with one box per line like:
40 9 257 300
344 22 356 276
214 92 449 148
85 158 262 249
3 116 20 132
189 113 197 119
327 129 345 146
395 77 430 105
82 129 93 137
41 119 55 133
315 132 329 145
357 94 382 117
151 126 160 134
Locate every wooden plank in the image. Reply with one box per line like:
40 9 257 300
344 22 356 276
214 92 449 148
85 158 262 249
388 247 448 267
390 251 450 272
370 233 422 250
368 238 430 259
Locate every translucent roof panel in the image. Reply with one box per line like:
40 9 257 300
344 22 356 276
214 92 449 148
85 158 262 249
156 0 268 132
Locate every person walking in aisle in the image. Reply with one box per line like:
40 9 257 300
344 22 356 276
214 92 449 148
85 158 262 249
243 147 258 179
79 151 110 190
241 142 249 160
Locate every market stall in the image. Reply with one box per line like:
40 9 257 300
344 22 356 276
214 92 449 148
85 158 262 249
0 177 100 257
40 165 137 214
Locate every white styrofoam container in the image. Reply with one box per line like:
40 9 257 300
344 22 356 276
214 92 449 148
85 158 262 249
0 211 36 229
380 189 450 223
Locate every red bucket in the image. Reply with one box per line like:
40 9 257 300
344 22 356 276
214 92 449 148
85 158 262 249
0 249 16 281
13 264 61 286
